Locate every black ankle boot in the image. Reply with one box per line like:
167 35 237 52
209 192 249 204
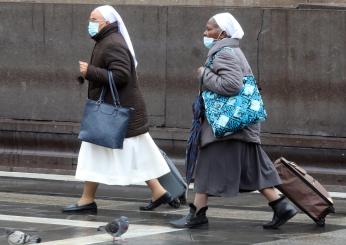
169 203 208 228
263 196 298 229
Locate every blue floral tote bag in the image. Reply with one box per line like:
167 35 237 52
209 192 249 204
202 47 267 137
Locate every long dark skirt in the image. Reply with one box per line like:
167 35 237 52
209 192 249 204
194 140 281 197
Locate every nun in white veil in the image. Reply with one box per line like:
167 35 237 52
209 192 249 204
170 12 296 229
63 5 176 214
94 5 138 67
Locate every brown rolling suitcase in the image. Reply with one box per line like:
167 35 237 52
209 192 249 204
274 157 335 226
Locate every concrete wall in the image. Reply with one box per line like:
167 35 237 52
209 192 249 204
0 2 345 171
1 0 346 8
260 9 346 137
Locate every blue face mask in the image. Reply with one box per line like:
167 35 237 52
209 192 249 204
88 22 99 37
203 36 215 49
203 31 224 49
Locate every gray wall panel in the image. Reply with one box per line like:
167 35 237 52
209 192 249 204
0 3 91 121
259 9 346 137
0 2 345 143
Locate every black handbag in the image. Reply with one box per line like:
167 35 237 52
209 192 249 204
78 71 132 149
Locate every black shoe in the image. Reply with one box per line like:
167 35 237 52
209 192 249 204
169 203 208 228
139 192 173 211
62 202 97 214
168 198 181 209
263 196 297 229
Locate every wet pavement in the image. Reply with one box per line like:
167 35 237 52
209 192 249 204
0 173 346 244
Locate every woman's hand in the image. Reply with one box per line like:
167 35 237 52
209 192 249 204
79 61 89 77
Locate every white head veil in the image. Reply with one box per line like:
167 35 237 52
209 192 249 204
95 5 138 67
213 13 244 40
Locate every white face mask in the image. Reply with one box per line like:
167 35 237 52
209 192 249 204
203 36 215 49
203 31 223 49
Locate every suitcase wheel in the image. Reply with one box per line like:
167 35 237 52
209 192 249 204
315 218 325 227
328 206 336 214
168 198 181 209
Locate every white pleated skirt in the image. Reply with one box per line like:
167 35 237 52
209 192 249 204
75 132 170 185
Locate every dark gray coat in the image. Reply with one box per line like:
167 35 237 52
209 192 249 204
199 38 261 147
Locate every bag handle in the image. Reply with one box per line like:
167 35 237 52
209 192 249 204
107 71 121 106
205 47 233 68
198 68 207 95
97 71 121 106
199 47 233 94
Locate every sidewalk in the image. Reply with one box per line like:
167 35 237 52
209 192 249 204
0 171 346 244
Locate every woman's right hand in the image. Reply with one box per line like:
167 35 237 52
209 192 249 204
79 61 89 77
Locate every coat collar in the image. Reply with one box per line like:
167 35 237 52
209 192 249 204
207 38 240 57
92 22 119 42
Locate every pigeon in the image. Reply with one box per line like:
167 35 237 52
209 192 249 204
97 216 129 242
6 230 41 245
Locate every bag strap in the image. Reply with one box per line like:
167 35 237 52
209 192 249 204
97 71 121 106
198 68 207 95
199 47 233 93
205 46 233 68
107 71 121 106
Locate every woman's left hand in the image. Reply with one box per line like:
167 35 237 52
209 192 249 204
79 61 89 77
